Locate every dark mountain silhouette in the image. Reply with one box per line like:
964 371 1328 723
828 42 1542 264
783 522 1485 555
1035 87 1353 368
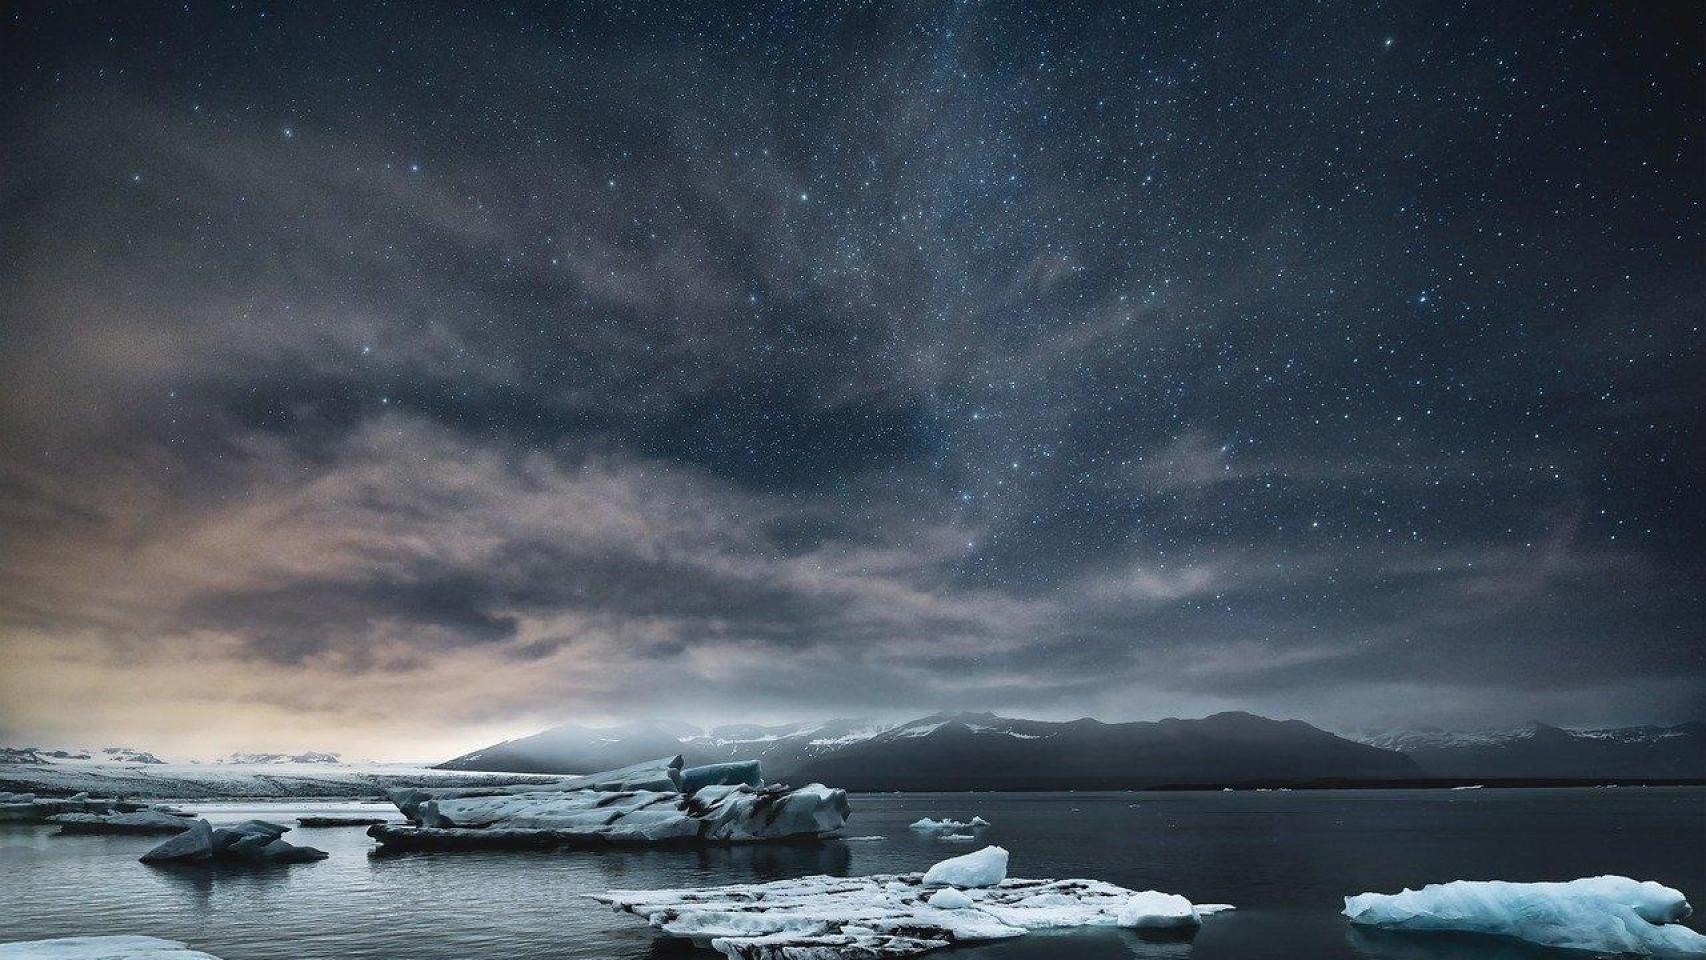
439 710 1425 788
1354 722 1705 779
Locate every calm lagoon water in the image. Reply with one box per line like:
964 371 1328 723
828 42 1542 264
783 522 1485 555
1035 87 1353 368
1 787 1701 959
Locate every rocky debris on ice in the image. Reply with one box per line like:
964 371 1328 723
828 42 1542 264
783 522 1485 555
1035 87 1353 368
49 810 195 835
139 818 328 865
908 816 989 837
594 845 1233 959
295 815 389 827
0 792 156 823
1343 876 1706 956
0 936 222 959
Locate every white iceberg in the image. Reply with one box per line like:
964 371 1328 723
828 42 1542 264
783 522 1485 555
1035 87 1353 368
1117 891 1205 928
1343 876 1706 956
0 937 222 959
923 845 1008 887
595 854 1230 959
928 888 974 910
908 816 989 836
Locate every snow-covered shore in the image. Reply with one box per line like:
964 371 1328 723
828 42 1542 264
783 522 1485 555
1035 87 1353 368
0 761 555 801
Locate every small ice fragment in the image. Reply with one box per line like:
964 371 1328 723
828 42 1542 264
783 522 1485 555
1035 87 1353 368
1117 891 1202 928
923 844 1008 887
929 888 975 910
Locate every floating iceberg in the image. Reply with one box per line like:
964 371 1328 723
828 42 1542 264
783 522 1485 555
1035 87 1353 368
908 816 989 835
594 847 1232 959
139 818 328 865
1343 876 1706 956
49 810 195 835
0 937 222 959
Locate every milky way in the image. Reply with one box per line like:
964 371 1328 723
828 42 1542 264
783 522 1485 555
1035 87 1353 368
1 2 1699 755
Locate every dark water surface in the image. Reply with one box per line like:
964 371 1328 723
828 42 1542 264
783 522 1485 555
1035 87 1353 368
1 788 1701 959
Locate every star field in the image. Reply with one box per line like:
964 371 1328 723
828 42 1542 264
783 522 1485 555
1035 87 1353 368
0 0 1699 754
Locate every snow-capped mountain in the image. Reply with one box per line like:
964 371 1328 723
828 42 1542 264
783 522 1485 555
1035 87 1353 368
1349 722 1705 779
438 718 894 777
215 751 342 765
439 710 1424 788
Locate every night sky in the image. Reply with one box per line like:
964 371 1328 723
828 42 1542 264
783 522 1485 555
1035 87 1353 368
1 1 1700 757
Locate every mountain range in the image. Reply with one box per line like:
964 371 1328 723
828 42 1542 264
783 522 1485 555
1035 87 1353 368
438 712 1705 789
1351 722 1706 779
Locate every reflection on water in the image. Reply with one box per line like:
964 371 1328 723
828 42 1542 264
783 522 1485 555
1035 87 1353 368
0 790 1700 960
1345 926 1581 960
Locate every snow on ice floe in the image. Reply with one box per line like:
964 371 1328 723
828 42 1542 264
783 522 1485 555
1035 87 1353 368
595 846 1233 959
0 937 222 959
1344 876 1706 956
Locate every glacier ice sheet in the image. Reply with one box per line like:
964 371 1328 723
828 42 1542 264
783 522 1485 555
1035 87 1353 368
1343 876 1706 956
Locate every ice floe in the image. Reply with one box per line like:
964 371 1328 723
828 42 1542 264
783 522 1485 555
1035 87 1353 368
0 792 151 823
595 846 1232 958
139 818 328 865
0 937 222 959
1343 876 1706 956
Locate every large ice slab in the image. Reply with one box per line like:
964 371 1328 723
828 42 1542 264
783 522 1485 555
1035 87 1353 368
594 850 1232 959
1343 876 1706 956
387 755 685 821
373 781 849 849
0 936 222 959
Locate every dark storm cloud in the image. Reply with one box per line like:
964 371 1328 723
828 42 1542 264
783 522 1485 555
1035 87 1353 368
0 0 1700 754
